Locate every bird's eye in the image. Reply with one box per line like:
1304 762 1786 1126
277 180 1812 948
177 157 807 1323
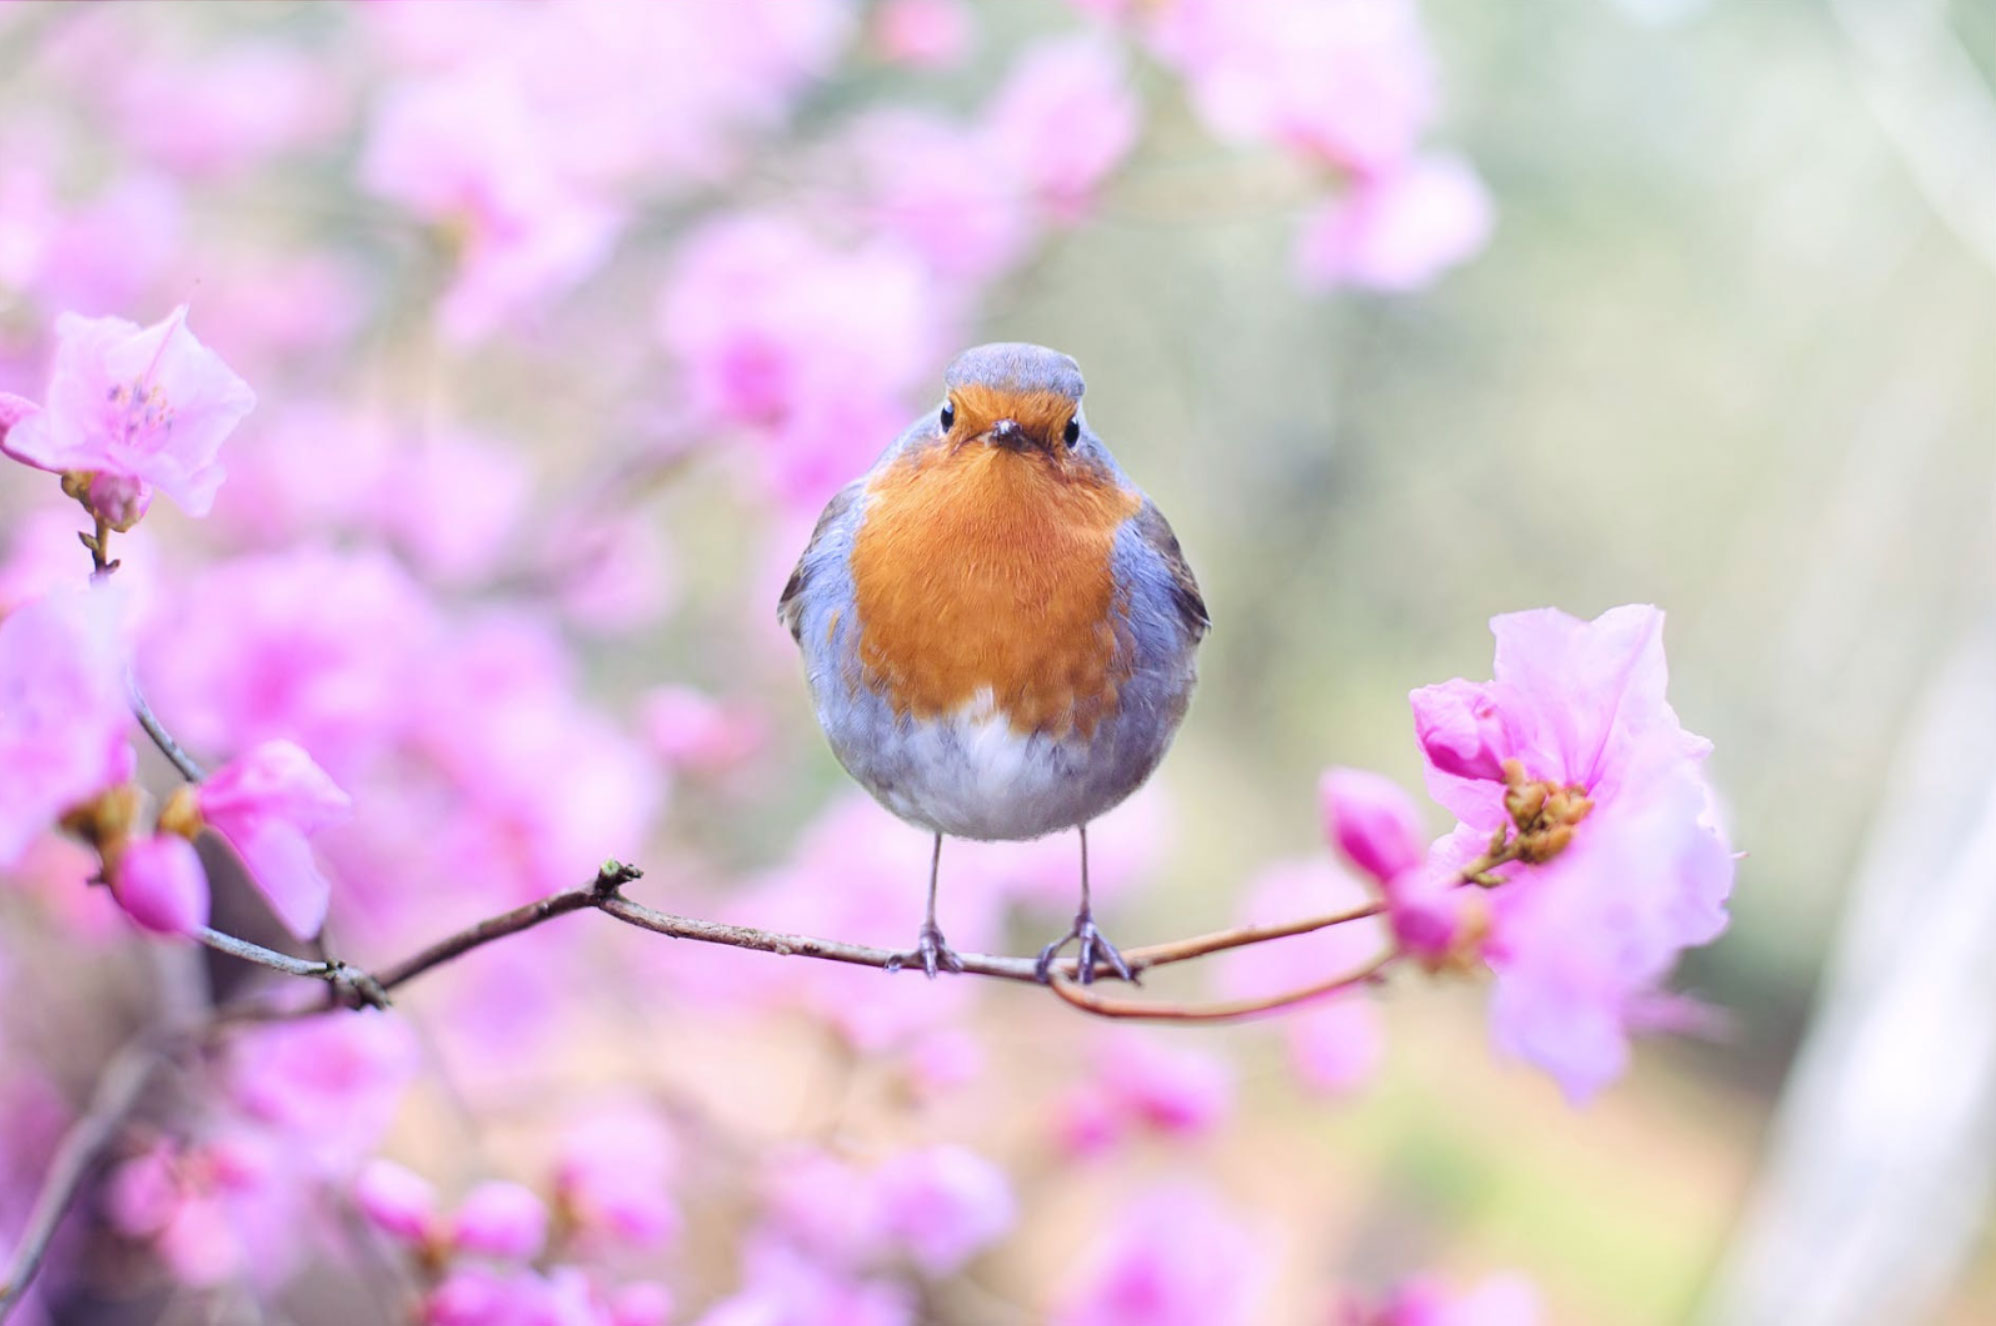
1063 418 1081 446
940 402 955 431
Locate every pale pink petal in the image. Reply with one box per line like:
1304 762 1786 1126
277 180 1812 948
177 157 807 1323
112 835 208 935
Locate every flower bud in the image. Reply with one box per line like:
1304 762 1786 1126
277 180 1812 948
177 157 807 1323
1319 767 1424 885
1409 678 1508 782
84 472 154 532
355 1159 439 1246
451 1181 548 1263
112 835 210 935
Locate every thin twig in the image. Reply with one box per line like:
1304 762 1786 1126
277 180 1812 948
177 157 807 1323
0 1041 165 1316
192 928 389 1010
129 680 205 782
1045 951 1397 1022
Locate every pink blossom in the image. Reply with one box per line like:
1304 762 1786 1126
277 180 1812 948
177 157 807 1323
1321 766 1425 884
1298 155 1494 292
228 1013 418 1171
355 1159 440 1245
31 173 186 319
452 1181 550 1263
111 43 345 178
1217 859 1390 1098
548 513 679 637
695 1236 915 1326
873 1145 1016 1276
554 1102 682 1252
1054 1031 1235 1152
656 212 949 507
609 1283 674 1326
0 587 131 867
376 429 533 586
1411 605 1735 1100
1 307 254 519
1052 1184 1267 1326
111 834 208 935
1148 0 1438 174
197 739 352 939
835 110 1035 286
984 36 1140 222
1356 1272 1542 1326
639 686 767 778
873 0 974 68
360 64 621 343
105 1135 307 1289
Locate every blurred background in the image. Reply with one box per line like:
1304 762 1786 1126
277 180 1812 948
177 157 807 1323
2 0 1995 1322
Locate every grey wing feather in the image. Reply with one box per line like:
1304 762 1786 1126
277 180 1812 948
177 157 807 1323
778 480 864 643
1133 501 1210 639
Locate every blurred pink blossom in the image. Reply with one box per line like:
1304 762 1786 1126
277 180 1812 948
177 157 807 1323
111 834 207 935
1055 1030 1235 1155
873 1144 1016 1276
1321 766 1425 885
554 1101 682 1253
1298 156 1494 292
985 35 1140 222
657 212 948 507
228 1012 418 1172
1 307 254 520
873 0 974 68
32 173 185 318
105 1134 307 1289
1218 859 1389 1098
697 1235 915 1326
1052 1183 1268 1326
1411 605 1735 1100
640 685 768 779
0 587 131 867
111 42 345 178
1352 1272 1543 1326
836 110 1034 286
452 1181 550 1263
198 739 353 939
355 1158 440 1246
1149 0 1438 174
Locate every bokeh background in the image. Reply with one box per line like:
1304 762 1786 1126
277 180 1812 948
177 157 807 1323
2 0 1994 1323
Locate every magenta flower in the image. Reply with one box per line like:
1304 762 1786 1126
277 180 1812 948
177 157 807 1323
554 1102 682 1252
355 1159 440 1246
111 834 209 935
1297 155 1495 293
1354 1272 1542 1326
197 739 352 939
1 307 255 520
0 587 132 867
1052 1184 1268 1326
451 1180 549 1263
1321 766 1426 885
873 1145 1016 1277
984 35 1140 222
1410 605 1735 1100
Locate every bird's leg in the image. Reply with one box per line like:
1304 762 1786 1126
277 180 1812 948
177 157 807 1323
886 833 964 979
1035 824 1135 985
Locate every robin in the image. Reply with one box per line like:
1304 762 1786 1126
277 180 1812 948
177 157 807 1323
779 343 1208 983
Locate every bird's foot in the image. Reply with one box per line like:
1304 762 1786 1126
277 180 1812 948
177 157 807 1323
884 921 964 980
1035 912 1136 986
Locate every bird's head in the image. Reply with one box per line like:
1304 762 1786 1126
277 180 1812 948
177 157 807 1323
936 343 1096 466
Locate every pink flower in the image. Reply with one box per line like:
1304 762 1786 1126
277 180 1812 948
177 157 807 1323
452 1181 549 1263
1409 677 1508 782
639 685 766 778
1 307 254 519
695 1237 915 1326
1320 766 1425 884
355 1159 439 1245
834 110 1035 286
983 36 1139 222
554 1102 681 1252
1052 1184 1267 1326
1355 1272 1542 1326
360 65 621 343
1297 155 1494 292
873 0 974 68
656 212 949 507
1217 860 1389 1098
1411 605 1735 1100
874 1145 1016 1276
197 739 352 939
0 587 131 867
229 1013 418 1171
609 1283 674 1326
1148 0 1438 173
1053 1031 1235 1155
111 834 208 935
111 42 345 179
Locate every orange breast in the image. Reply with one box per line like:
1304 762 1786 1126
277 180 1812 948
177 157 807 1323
849 443 1141 739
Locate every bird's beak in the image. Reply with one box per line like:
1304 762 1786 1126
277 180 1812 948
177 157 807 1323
985 418 1028 451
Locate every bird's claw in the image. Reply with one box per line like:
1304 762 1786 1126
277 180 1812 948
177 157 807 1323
885 921 964 980
1035 912 1136 986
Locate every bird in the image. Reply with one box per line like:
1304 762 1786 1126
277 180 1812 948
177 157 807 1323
778 343 1208 984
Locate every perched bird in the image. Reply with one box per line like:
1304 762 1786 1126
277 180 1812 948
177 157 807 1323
779 343 1208 982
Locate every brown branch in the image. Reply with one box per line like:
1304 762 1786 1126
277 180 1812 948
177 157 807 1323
0 1041 165 1315
1046 951 1397 1022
